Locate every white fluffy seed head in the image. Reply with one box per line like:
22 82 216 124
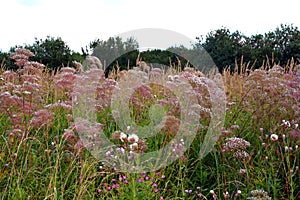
128 134 139 143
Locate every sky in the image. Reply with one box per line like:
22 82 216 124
1 0 299 53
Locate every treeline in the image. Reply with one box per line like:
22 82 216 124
1 24 299 72
200 24 300 70
0 36 85 71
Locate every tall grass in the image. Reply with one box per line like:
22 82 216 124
0 49 299 199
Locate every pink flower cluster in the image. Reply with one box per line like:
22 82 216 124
10 48 35 68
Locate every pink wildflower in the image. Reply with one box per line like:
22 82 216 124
30 109 54 128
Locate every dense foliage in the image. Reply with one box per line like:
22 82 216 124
200 24 300 71
25 36 85 70
1 36 84 71
1 24 299 72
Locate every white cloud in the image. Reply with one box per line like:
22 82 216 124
16 0 41 7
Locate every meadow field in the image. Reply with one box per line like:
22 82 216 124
0 49 299 199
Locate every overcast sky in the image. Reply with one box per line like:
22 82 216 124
1 0 299 52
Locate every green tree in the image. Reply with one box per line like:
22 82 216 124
199 28 249 71
247 33 271 67
246 24 300 68
25 36 84 70
0 50 15 70
168 44 218 73
198 24 300 72
273 24 300 65
89 36 139 68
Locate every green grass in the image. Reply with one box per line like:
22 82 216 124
0 55 299 199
